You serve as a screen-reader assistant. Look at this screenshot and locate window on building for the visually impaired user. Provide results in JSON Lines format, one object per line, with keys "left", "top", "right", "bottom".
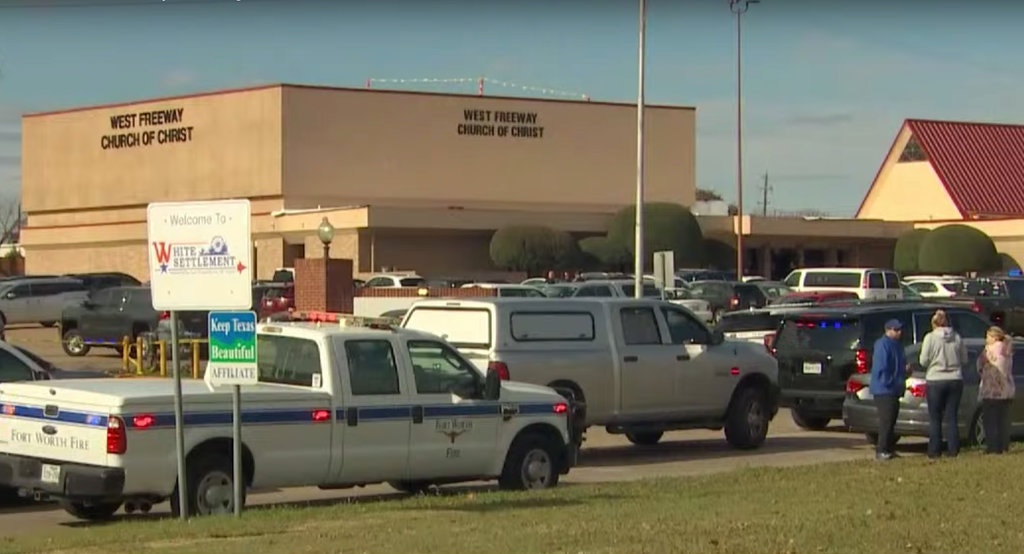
{"left": 898, "top": 136, "right": 928, "bottom": 162}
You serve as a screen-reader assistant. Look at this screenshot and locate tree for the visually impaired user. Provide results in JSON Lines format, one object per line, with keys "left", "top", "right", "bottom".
{"left": 892, "top": 228, "right": 931, "bottom": 275}
{"left": 489, "top": 225, "right": 578, "bottom": 275}
{"left": 578, "top": 236, "right": 630, "bottom": 271}
{"left": 917, "top": 224, "right": 1001, "bottom": 274}
{"left": 607, "top": 202, "right": 705, "bottom": 268}
{"left": 702, "top": 238, "right": 736, "bottom": 270}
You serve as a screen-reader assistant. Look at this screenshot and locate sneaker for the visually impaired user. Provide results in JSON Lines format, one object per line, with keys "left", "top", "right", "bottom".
{"left": 875, "top": 452, "right": 894, "bottom": 461}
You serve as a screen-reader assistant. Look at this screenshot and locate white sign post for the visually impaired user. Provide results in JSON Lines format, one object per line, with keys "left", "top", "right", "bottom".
{"left": 653, "top": 250, "right": 675, "bottom": 299}
{"left": 146, "top": 199, "right": 252, "bottom": 520}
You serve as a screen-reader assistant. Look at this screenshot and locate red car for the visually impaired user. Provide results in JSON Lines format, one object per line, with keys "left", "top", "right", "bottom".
{"left": 256, "top": 283, "right": 294, "bottom": 319}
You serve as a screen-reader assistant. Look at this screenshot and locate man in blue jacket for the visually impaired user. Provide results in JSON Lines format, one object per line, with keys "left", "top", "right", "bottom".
{"left": 869, "top": 319, "right": 908, "bottom": 461}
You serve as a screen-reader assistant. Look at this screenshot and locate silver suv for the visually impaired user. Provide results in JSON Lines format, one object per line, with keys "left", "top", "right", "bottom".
{"left": 0, "top": 277, "right": 88, "bottom": 327}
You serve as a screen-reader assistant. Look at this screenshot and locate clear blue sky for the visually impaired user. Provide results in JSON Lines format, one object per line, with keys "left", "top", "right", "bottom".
{"left": 0, "top": 0, "right": 1021, "bottom": 215}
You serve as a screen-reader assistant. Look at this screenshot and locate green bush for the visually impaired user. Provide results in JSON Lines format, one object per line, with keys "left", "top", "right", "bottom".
{"left": 578, "top": 236, "right": 630, "bottom": 270}
{"left": 489, "top": 225, "right": 579, "bottom": 275}
{"left": 892, "top": 228, "right": 931, "bottom": 274}
{"left": 606, "top": 202, "right": 704, "bottom": 268}
{"left": 999, "top": 252, "right": 1020, "bottom": 272}
{"left": 917, "top": 224, "right": 1001, "bottom": 274}
{"left": 702, "top": 238, "right": 736, "bottom": 270}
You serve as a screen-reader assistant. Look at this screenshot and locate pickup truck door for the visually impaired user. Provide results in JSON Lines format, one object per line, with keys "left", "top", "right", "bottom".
{"left": 613, "top": 305, "right": 679, "bottom": 418}
{"left": 658, "top": 306, "right": 725, "bottom": 414}
{"left": 330, "top": 336, "right": 412, "bottom": 484}
{"left": 403, "top": 339, "right": 500, "bottom": 480}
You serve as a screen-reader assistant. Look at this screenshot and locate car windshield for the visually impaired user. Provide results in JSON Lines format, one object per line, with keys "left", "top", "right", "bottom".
{"left": 541, "top": 285, "right": 576, "bottom": 297}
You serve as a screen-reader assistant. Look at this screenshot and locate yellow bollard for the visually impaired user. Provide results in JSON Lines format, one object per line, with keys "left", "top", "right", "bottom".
{"left": 135, "top": 337, "right": 144, "bottom": 375}
{"left": 121, "top": 337, "right": 130, "bottom": 373}
{"left": 192, "top": 340, "right": 201, "bottom": 379}
{"left": 159, "top": 340, "right": 167, "bottom": 376}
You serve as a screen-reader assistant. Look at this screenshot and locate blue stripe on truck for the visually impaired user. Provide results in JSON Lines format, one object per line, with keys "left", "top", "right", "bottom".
{"left": 0, "top": 402, "right": 563, "bottom": 429}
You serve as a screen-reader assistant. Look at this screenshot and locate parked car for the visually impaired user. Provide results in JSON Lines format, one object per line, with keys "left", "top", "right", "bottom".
{"left": 676, "top": 269, "right": 736, "bottom": 283}
{"left": 58, "top": 286, "right": 208, "bottom": 357}
{"left": 769, "top": 290, "right": 860, "bottom": 306}
{"left": 782, "top": 267, "right": 904, "bottom": 301}
{"left": 903, "top": 277, "right": 960, "bottom": 299}
{"left": 363, "top": 274, "right": 427, "bottom": 288}
{"left": 255, "top": 282, "right": 293, "bottom": 319}
{"left": 459, "top": 284, "right": 547, "bottom": 297}
{"left": 401, "top": 297, "right": 779, "bottom": 450}
{"left": 941, "top": 277, "right": 1024, "bottom": 336}
{"left": 773, "top": 301, "right": 992, "bottom": 431}
{"left": 64, "top": 272, "right": 141, "bottom": 292}
{"left": 0, "top": 276, "right": 89, "bottom": 328}
{"left": 843, "top": 338, "right": 1024, "bottom": 448}
{"left": 570, "top": 280, "right": 713, "bottom": 323}
{"left": 685, "top": 280, "right": 736, "bottom": 321}
{"left": 728, "top": 281, "right": 791, "bottom": 311}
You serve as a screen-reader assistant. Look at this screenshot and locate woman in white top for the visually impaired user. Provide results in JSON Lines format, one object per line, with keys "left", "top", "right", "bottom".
{"left": 977, "top": 326, "right": 1015, "bottom": 454}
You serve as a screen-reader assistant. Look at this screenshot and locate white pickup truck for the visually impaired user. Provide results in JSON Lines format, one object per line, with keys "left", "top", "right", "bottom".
{"left": 0, "top": 314, "right": 578, "bottom": 520}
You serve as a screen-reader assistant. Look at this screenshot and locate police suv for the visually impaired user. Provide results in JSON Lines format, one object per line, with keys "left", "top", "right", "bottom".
{"left": 0, "top": 313, "right": 578, "bottom": 520}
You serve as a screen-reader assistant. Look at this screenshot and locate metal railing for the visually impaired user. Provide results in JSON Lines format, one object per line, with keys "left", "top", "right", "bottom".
{"left": 119, "top": 334, "right": 208, "bottom": 379}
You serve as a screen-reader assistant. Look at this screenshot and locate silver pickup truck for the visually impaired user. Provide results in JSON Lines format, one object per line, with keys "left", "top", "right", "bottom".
{"left": 401, "top": 297, "right": 780, "bottom": 450}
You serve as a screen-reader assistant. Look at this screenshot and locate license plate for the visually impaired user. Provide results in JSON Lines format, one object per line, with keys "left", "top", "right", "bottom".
{"left": 40, "top": 464, "right": 60, "bottom": 484}
{"left": 802, "top": 362, "right": 823, "bottom": 375}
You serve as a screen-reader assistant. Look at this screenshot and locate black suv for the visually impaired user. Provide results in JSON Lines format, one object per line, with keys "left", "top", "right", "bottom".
{"left": 773, "top": 301, "right": 992, "bottom": 431}
{"left": 59, "top": 286, "right": 208, "bottom": 357}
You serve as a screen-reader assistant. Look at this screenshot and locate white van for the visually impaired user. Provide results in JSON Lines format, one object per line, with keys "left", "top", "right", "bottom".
{"left": 399, "top": 297, "right": 780, "bottom": 450}
{"left": 782, "top": 267, "right": 903, "bottom": 301}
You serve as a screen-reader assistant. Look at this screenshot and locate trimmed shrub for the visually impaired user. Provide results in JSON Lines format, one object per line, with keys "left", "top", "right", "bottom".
{"left": 578, "top": 236, "right": 630, "bottom": 270}
{"left": 489, "top": 225, "right": 578, "bottom": 275}
{"left": 917, "top": 224, "right": 1000, "bottom": 274}
{"left": 892, "top": 228, "right": 931, "bottom": 274}
{"left": 606, "top": 202, "right": 704, "bottom": 268}
{"left": 702, "top": 238, "right": 737, "bottom": 270}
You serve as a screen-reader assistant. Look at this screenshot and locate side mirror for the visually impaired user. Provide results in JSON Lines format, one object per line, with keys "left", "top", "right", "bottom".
{"left": 483, "top": 368, "right": 502, "bottom": 401}
{"left": 711, "top": 329, "right": 725, "bottom": 345}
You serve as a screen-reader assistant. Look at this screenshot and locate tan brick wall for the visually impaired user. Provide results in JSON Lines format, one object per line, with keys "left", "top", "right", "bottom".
{"left": 26, "top": 242, "right": 149, "bottom": 279}
{"left": 294, "top": 258, "right": 354, "bottom": 313}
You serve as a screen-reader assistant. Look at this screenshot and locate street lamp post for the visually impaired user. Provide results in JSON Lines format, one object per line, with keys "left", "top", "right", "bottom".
{"left": 317, "top": 217, "right": 335, "bottom": 299}
{"left": 633, "top": 0, "right": 647, "bottom": 298}
{"left": 729, "top": 0, "right": 758, "bottom": 278}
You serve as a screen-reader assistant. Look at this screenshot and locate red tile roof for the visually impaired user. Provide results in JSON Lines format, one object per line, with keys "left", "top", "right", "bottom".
{"left": 908, "top": 119, "right": 1024, "bottom": 218}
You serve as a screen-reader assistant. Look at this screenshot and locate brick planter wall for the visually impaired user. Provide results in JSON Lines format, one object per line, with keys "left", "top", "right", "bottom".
{"left": 294, "top": 258, "right": 354, "bottom": 313}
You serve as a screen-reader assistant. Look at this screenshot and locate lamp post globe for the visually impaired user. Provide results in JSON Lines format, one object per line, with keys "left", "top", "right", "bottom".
{"left": 317, "top": 217, "right": 335, "bottom": 246}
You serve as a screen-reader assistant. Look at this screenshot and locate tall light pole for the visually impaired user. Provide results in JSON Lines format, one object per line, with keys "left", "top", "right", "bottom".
{"left": 633, "top": 0, "right": 647, "bottom": 298}
{"left": 729, "top": 0, "right": 758, "bottom": 278}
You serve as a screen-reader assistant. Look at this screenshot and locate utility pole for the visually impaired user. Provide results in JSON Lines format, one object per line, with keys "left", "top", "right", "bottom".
{"left": 759, "top": 173, "right": 772, "bottom": 216}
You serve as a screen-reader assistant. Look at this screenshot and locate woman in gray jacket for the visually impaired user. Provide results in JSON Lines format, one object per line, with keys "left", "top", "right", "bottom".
{"left": 918, "top": 309, "right": 968, "bottom": 459}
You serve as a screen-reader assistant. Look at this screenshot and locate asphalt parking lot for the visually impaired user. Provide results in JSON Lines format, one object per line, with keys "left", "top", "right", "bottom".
{"left": 0, "top": 325, "right": 922, "bottom": 535}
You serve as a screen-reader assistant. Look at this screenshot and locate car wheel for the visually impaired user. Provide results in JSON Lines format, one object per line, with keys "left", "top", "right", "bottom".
{"left": 59, "top": 499, "right": 122, "bottom": 521}
{"left": 790, "top": 408, "right": 830, "bottom": 431}
{"left": 725, "top": 386, "right": 770, "bottom": 449}
{"left": 968, "top": 410, "right": 986, "bottom": 448}
{"left": 61, "top": 329, "right": 91, "bottom": 357}
{"left": 625, "top": 431, "right": 664, "bottom": 446}
{"left": 498, "top": 433, "right": 560, "bottom": 491}
{"left": 171, "top": 453, "right": 243, "bottom": 517}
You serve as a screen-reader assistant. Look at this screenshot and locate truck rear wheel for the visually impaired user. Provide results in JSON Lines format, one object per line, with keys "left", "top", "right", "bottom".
{"left": 725, "top": 387, "right": 769, "bottom": 449}
{"left": 172, "top": 454, "right": 244, "bottom": 517}
{"left": 791, "top": 408, "right": 830, "bottom": 431}
{"left": 625, "top": 432, "right": 663, "bottom": 446}
{"left": 59, "top": 499, "right": 122, "bottom": 521}
{"left": 498, "top": 433, "right": 560, "bottom": 490}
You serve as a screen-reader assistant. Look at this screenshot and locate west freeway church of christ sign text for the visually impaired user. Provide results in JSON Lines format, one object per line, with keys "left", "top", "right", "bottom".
{"left": 457, "top": 109, "right": 545, "bottom": 139}
{"left": 101, "top": 107, "right": 194, "bottom": 150}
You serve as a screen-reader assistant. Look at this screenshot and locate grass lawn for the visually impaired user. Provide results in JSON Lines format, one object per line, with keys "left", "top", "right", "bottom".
{"left": 3, "top": 451, "right": 1023, "bottom": 554}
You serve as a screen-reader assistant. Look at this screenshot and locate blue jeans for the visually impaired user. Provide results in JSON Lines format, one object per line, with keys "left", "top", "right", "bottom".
{"left": 926, "top": 379, "right": 963, "bottom": 458}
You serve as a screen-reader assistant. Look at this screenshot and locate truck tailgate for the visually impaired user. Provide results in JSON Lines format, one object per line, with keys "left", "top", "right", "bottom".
{"left": 0, "top": 383, "right": 114, "bottom": 467}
